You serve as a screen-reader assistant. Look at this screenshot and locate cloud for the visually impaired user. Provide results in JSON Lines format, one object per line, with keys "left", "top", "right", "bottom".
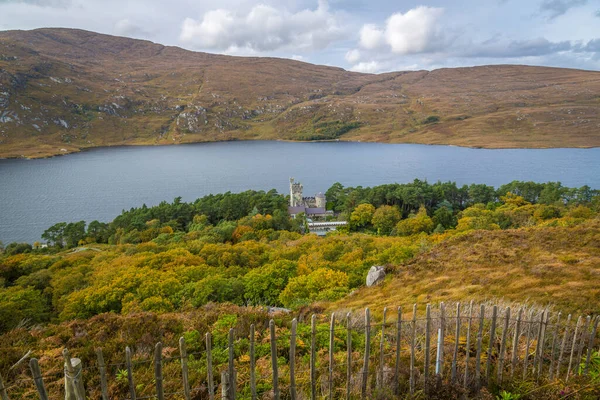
{"left": 349, "top": 61, "right": 380, "bottom": 73}
{"left": 385, "top": 7, "right": 444, "bottom": 55}
{"left": 539, "top": 0, "right": 587, "bottom": 19}
{"left": 114, "top": 19, "right": 152, "bottom": 38}
{"left": 179, "top": 0, "right": 345, "bottom": 52}
{"left": 464, "top": 37, "right": 573, "bottom": 58}
{"left": 359, "top": 24, "right": 384, "bottom": 49}
{"left": 345, "top": 49, "right": 361, "bottom": 63}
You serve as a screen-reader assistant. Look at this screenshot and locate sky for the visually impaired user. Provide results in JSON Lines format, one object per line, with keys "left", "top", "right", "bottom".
{"left": 0, "top": 0, "right": 599, "bottom": 73}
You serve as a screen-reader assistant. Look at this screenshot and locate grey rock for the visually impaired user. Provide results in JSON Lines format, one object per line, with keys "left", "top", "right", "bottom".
{"left": 366, "top": 265, "right": 386, "bottom": 287}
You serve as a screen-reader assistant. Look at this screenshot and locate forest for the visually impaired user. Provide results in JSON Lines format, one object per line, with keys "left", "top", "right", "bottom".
{"left": 0, "top": 180, "right": 598, "bottom": 335}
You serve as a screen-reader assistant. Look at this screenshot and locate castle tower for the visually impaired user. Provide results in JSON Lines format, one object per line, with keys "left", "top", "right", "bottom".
{"left": 315, "top": 192, "right": 326, "bottom": 208}
{"left": 290, "top": 178, "right": 304, "bottom": 207}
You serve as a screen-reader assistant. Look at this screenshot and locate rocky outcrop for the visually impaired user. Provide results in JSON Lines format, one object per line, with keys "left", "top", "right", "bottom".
{"left": 366, "top": 265, "right": 386, "bottom": 287}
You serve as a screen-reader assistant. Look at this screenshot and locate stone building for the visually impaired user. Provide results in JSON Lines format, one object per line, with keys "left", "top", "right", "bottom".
{"left": 287, "top": 178, "right": 330, "bottom": 219}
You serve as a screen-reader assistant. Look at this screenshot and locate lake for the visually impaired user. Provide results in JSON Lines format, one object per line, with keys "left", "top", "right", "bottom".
{"left": 1, "top": 141, "right": 599, "bottom": 244}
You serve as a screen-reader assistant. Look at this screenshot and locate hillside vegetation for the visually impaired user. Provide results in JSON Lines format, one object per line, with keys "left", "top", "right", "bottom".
{"left": 1, "top": 28, "right": 600, "bottom": 158}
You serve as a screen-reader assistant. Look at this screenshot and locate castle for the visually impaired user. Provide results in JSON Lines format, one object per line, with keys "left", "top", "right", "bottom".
{"left": 287, "top": 178, "right": 330, "bottom": 219}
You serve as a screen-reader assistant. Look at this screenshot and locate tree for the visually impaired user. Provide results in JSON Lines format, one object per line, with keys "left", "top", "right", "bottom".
{"left": 64, "top": 221, "right": 86, "bottom": 248}
{"left": 42, "top": 222, "right": 67, "bottom": 247}
{"left": 371, "top": 205, "right": 401, "bottom": 235}
{"left": 279, "top": 268, "right": 349, "bottom": 308}
{"left": 396, "top": 206, "right": 434, "bottom": 236}
{"left": 243, "top": 260, "right": 297, "bottom": 306}
{"left": 349, "top": 203, "right": 375, "bottom": 231}
{"left": 433, "top": 205, "right": 456, "bottom": 229}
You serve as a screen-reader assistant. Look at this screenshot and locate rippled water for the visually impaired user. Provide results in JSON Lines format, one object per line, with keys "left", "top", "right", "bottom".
{"left": 1, "top": 141, "right": 599, "bottom": 243}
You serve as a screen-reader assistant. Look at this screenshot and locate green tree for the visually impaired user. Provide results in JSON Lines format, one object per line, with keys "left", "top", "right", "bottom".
{"left": 371, "top": 205, "right": 401, "bottom": 235}
{"left": 42, "top": 222, "right": 67, "bottom": 247}
{"left": 396, "top": 205, "right": 434, "bottom": 236}
{"left": 349, "top": 203, "right": 375, "bottom": 231}
{"left": 243, "top": 260, "right": 297, "bottom": 306}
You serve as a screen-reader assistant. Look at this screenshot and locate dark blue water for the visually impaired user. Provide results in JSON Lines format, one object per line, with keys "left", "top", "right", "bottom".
{"left": 1, "top": 141, "right": 599, "bottom": 244}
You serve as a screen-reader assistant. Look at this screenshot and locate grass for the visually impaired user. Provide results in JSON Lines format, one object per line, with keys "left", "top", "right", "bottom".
{"left": 329, "top": 218, "right": 600, "bottom": 316}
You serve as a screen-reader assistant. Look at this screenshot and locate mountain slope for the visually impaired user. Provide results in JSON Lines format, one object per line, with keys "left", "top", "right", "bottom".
{"left": 1, "top": 28, "right": 599, "bottom": 157}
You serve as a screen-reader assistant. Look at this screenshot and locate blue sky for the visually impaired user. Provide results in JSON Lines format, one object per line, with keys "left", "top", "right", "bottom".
{"left": 1, "top": 0, "right": 599, "bottom": 72}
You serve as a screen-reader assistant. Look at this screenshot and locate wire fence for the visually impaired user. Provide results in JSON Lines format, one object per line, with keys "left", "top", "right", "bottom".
{"left": 1, "top": 301, "right": 598, "bottom": 399}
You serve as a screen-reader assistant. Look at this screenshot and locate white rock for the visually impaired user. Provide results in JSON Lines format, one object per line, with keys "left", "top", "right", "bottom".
{"left": 366, "top": 265, "right": 386, "bottom": 287}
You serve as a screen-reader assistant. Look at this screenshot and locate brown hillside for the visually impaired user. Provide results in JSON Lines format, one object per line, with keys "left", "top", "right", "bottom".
{"left": 1, "top": 28, "right": 599, "bottom": 157}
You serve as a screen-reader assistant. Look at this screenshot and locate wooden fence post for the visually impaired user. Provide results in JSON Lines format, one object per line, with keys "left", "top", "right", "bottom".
{"left": 394, "top": 306, "right": 401, "bottom": 395}
{"left": 0, "top": 372, "right": 9, "bottom": 400}
{"left": 179, "top": 337, "right": 191, "bottom": 400}
{"left": 346, "top": 313, "right": 352, "bottom": 400}
{"left": 250, "top": 324, "right": 257, "bottom": 400}
{"left": 510, "top": 308, "right": 523, "bottom": 380}
{"left": 424, "top": 304, "right": 431, "bottom": 388}
{"left": 583, "top": 316, "right": 599, "bottom": 375}
{"left": 95, "top": 349, "right": 109, "bottom": 400}
{"left": 522, "top": 310, "right": 534, "bottom": 380}
{"left": 125, "top": 346, "right": 136, "bottom": 400}
{"left": 576, "top": 316, "right": 591, "bottom": 375}
{"left": 475, "top": 304, "right": 485, "bottom": 391}
{"left": 329, "top": 314, "right": 335, "bottom": 400}
{"left": 63, "top": 349, "right": 85, "bottom": 400}
{"left": 310, "top": 315, "right": 316, "bottom": 400}
{"left": 361, "top": 308, "right": 370, "bottom": 399}
{"left": 536, "top": 311, "right": 550, "bottom": 379}
{"left": 378, "top": 308, "right": 386, "bottom": 389}
{"left": 30, "top": 358, "right": 49, "bottom": 400}
{"left": 155, "top": 342, "right": 164, "bottom": 400}
{"left": 409, "top": 304, "right": 417, "bottom": 395}
{"left": 497, "top": 307, "right": 510, "bottom": 383}
{"left": 548, "top": 313, "right": 561, "bottom": 380}
{"left": 221, "top": 371, "right": 229, "bottom": 400}
{"left": 270, "top": 319, "right": 280, "bottom": 400}
{"left": 438, "top": 302, "right": 446, "bottom": 378}
{"left": 228, "top": 328, "right": 235, "bottom": 400}
{"left": 463, "top": 300, "right": 473, "bottom": 388}
{"left": 533, "top": 311, "right": 545, "bottom": 377}
{"left": 290, "top": 318, "right": 297, "bottom": 400}
{"left": 566, "top": 316, "right": 582, "bottom": 381}
{"left": 485, "top": 305, "right": 498, "bottom": 384}
{"left": 451, "top": 302, "right": 460, "bottom": 383}
{"left": 206, "top": 333, "right": 215, "bottom": 400}
{"left": 556, "top": 314, "right": 572, "bottom": 379}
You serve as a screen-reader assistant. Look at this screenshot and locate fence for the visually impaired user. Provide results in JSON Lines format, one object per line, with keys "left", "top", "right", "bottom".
{"left": 1, "top": 301, "right": 599, "bottom": 399}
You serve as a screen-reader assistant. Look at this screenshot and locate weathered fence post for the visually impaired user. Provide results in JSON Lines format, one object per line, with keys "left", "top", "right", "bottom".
{"left": 206, "top": 333, "right": 215, "bottom": 400}
{"left": 221, "top": 371, "right": 229, "bottom": 400}
{"left": 548, "top": 312, "right": 561, "bottom": 380}
{"left": 583, "top": 316, "right": 599, "bottom": 375}
{"left": 228, "top": 329, "right": 235, "bottom": 400}
{"left": 475, "top": 304, "right": 485, "bottom": 391}
{"left": 536, "top": 311, "right": 550, "bottom": 379}
{"left": 63, "top": 348, "right": 86, "bottom": 400}
{"left": 510, "top": 308, "right": 523, "bottom": 380}
{"left": 290, "top": 318, "right": 297, "bottom": 400}
{"left": 451, "top": 302, "right": 460, "bottom": 383}
{"left": 378, "top": 308, "right": 386, "bottom": 389}
{"left": 424, "top": 304, "right": 431, "bottom": 388}
{"left": 30, "top": 358, "right": 49, "bottom": 400}
{"left": 95, "top": 349, "right": 109, "bottom": 400}
{"left": 311, "top": 315, "right": 317, "bottom": 400}
{"left": 154, "top": 342, "right": 164, "bottom": 400}
{"left": 576, "top": 316, "right": 591, "bottom": 375}
{"left": 438, "top": 302, "right": 446, "bottom": 378}
{"left": 409, "top": 304, "right": 417, "bottom": 395}
{"left": 346, "top": 313, "right": 352, "bottom": 400}
{"left": 179, "top": 337, "right": 191, "bottom": 400}
{"left": 566, "top": 316, "right": 582, "bottom": 381}
{"left": 485, "top": 305, "right": 498, "bottom": 383}
{"left": 556, "top": 314, "right": 572, "bottom": 379}
{"left": 497, "top": 307, "right": 510, "bottom": 383}
{"left": 463, "top": 300, "right": 473, "bottom": 388}
{"left": 361, "top": 308, "right": 370, "bottom": 399}
{"left": 270, "top": 319, "right": 280, "bottom": 400}
{"left": 533, "top": 310, "right": 545, "bottom": 377}
{"left": 435, "top": 328, "right": 442, "bottom": 375}
{"left": 125, "top": 346, "right": 136, "bottom": 400}
{"left": 0, "top": 372, "right": 9, "bottom": 400}
{"left": 522, "top": 310, "right": 534, "bottom": 380}
{"left": 330, "top": 314, "right": 336, "bottom": 400}
{"left": 394, "top": 306, "right": 402, "bottom": 395}
{"left": 250, "top": 324, "right": 257, "bottom": 400}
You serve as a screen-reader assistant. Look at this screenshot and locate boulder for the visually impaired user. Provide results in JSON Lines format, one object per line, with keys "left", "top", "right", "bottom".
{"left": 366, "top": 265, "right": 386, "bottom": 287}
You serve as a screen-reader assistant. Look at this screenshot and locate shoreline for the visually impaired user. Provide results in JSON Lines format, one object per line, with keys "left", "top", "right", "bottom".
{"left": 1, "top": 138, "right": 599, "bottom": 160}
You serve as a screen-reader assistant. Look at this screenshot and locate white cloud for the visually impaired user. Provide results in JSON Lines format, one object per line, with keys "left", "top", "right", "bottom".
{"left": 179, "top": 1, "right": 345, "bottom": 52}
{"left": 350, "top": 61, "right": 380, "bottom": 73}
{"left": 345, "top": 49, "right": 361, "bottom": 63}
{"left": 114, "top": 18, "right": 152, "bottom": 38}
{"left": 384, "top": 7, "right": 444, "bottom": 55}
{"left": 359, "top": 24, "right": 385, "bottom": 49}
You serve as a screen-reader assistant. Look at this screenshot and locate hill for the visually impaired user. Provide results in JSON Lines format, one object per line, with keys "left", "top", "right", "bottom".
{"left": 1, "top": 28, "right": 599, "bottom": 158}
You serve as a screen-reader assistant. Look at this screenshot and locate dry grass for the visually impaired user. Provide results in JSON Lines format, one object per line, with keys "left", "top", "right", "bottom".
{"left": 329, "top": 218, "right": 600, "bottom": 316}
{"left": 1, "top": 29, "right": 599, "bottom": 158}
